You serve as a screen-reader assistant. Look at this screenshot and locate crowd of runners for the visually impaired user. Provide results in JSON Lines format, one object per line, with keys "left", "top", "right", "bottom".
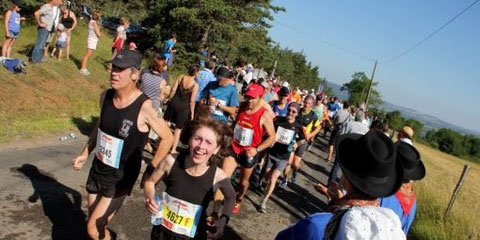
{"left": 4, "top": 0, "right": 427, "bottom": 239}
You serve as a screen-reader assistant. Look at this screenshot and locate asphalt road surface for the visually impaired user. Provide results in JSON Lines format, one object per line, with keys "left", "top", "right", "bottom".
{"left": 0, "top": 134, "right": 333, "bottom": 240}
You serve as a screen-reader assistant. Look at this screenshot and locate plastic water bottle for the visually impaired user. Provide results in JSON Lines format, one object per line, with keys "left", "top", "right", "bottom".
{"left": 151, "top": 195, "right": 163, "bottom": 225}
{"left": 59, "top": 136, "right": 68, "bottom": 141}
{"left": 69, "top": 133, "right": 77, "bottom": 139}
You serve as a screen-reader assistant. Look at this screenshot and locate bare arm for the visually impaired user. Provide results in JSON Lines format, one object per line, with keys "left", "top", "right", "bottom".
{"left": 34, "top": 8, "right": 46, "bottom": 28}
{"left": 72, "top": 90, "right": 107, "bottom": 170}
{"left": 69, "top": 12, "right": 77, "bottom": 31}
{"left": 217, "top": 105, "right": 237, "bottom": 117}
{"left": 142, "top": 101, "right": 174, "bottom": 167}
{"left": 144, "top": 154, "right": 175, "bottom": 214}
{"left": 190, "top": 83, "right": 198, "bottom": 120}
{"left": 159, "top": 80, "right": 166, "bottom": 102}
{"left": 93, "top": 21, "right": 101, "bottom": 37}
{"left": 208, "top": 168, "right": 236, "bottom": 239}
{"left": 168, "top": 75, "right": 182, "bottom": 99}
{"left": 4, "top": 11, "right": 10, "bottom": 37}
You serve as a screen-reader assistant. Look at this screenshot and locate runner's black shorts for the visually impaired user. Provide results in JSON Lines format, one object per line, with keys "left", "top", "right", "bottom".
{"left": 233, "top": 153, "right": 259, "bottom": 168}
{"left": 86, "top": 172, "right": 132, "bottom": 198}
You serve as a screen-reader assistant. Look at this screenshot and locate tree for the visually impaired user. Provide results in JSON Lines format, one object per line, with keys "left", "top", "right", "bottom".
{"left": 404, "top": 118, "right": 424, "bottom": 139}
{"left": 342, "top": 72, "right": 382, "bottom": 108}
{"left": 385, "top": 111, "right": 404, "bottom": 137}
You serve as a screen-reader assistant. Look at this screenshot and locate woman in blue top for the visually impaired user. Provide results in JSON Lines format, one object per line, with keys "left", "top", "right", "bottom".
{"left": 2, "top": 0, "right": 25, "bottom": 58}
{"left": 380, "top": 141, "right": 426, "bottom": 234}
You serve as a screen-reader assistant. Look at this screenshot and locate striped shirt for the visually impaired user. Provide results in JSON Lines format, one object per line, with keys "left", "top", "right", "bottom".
{"left": 140, "top": 68, "right": 165, "bottom": 110}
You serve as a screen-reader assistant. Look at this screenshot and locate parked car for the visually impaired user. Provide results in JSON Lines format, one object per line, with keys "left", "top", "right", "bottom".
{"left": 101, "top": 17, "right": 152, "bottom": 52}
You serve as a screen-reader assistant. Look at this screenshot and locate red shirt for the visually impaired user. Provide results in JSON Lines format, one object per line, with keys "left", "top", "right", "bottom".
{"left": 231, "top": 105, "right": 266, "bottom": 155}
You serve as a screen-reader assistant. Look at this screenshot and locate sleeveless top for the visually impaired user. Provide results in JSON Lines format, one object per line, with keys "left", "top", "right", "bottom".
{"left": 91, "top": 89, "right": 149, "bottom": 186}
{"left": 163, "top": 151, "right": 216, "bottom": 238}
{"left": 173, "top": 76, "right": 195, "bottom": 102}
{"left": 87, "top": 20, "right": 98, "bottom": 41}
{"left": 8, "top": 11, "right": 21, "bottom": 33}
{"left": 272, "top": 101, "right": 289, "bottom": 117}
{"left": 231, "top": 104, "right": 266, "bottom": 155}
{"left": 60, "top": 10, "right": 74, "bottom": 29}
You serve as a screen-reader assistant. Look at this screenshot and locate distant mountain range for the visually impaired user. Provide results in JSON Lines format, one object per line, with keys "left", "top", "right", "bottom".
{"left": 325, "top": 82, "right": 480, "bottom": 137}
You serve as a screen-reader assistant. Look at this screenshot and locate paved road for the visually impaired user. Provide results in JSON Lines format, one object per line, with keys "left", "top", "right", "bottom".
{"left": 0, "top": 134, "right": 333, "bottom": 240}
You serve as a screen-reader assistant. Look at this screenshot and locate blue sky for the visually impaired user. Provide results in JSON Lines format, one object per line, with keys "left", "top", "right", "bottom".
{"left": 268, "top": 0, "right": 480, "bottom": 132}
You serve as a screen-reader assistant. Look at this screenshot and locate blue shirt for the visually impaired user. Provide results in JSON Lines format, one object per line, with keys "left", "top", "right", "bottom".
{"left": 163, "top": 39, "right": 175, "bottom": 59}
{"left": 202, "top": 81, "right": 239, "bottom": 122}
{"left": 276, "top": 213, "right": 333, "bottom": 240}
{"left": 380, "top": 195, "right": 417, "bottom": 234}
{"left": 195, "top": 69, "right": 216, "bottom": 102}
{"left": 272, "top": 101, "right": 289, "bottom": 117}
{"left": 8, "top": 11, "right": 21, "bottom": 33}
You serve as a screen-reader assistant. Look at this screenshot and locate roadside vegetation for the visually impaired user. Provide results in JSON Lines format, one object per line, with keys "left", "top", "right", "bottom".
{"left": 0, "top": 3, "right": 478, "bottom": 240}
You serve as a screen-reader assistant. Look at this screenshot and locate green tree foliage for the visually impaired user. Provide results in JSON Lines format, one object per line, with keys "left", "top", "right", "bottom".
{"left": 385, "top": 110, "right": 405, "bottom": 137}
{"left": 423, "top": 128, "right": 480, "bottom": 163}
{"left": 342, "top": 72, "right": 382, "bottom": 108}
{"left": 404, "top": 118, "right": 424, "bottom": 140}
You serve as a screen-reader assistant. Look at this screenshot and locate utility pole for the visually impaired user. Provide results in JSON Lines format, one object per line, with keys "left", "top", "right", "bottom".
{"left": 270, "top": 60, "right": 277, "bottom": 78}
{"left": 365, "top": 60, "right": 378, "bottom": 110}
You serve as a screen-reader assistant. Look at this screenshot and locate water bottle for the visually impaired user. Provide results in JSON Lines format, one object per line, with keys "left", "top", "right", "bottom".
{"left": 59, "top": 136, "right": 68, "bottom": 141}
{"left": 151, "top": 195, "right": 163, "bottom": 225}
{"left": 69, "top": 133, "right": 77, "bottom": 139}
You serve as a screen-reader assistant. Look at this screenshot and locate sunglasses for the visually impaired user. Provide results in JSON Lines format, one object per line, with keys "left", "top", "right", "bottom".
{"left": 287, "top": 109, "right": 298, "bottom": 114}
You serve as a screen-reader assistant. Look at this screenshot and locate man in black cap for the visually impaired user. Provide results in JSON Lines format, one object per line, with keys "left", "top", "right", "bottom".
{"left": 199, "top": 66, "right": 239, "bottom": 123}
{"left": 72, "top": 50, "right": 174, "bottom": 240}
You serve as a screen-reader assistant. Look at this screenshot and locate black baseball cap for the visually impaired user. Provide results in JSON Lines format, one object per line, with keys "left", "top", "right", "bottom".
{"left": 215, "top": 67, "right": 233, "bottom": 79}
{"left": 111, "top": 50, "right": 142, "bottom": 69}
{"left": 278, "top": 86, "right": 290, "bottom": 96}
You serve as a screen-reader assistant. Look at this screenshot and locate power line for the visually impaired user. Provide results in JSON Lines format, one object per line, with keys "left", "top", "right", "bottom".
{"left": 273, "top": 20, "right": 376, "bottom": 62}
{"left": 380, "top": 0, "right": 480, "bottom": 63}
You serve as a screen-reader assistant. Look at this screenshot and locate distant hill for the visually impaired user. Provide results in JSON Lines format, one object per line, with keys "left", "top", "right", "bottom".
{"left": 326, "top": 82, "right": 480, "bottom": 137}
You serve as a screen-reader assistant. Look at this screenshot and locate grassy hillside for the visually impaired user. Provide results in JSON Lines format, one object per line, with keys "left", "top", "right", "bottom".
{"left": 0, "top": 21, "right": 115, "bottom": 142}
{"left": 411, "top": 143, "right": 479, "bottom": 239}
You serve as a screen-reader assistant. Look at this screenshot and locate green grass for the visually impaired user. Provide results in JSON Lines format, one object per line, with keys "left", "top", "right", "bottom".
{"left": 0, "top": 20, "right": 112, "bottom": 142}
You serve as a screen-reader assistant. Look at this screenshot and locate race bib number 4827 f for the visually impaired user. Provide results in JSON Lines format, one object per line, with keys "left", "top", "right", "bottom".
{"left": 95, "top": 129, "right": 124, "bottom": 169}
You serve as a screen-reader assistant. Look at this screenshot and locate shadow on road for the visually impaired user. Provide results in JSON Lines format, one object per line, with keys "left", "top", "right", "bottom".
{"left": 221, "top": 225, "right": 244, "bottom": 240}
{"left": 16, "top": 164, "right": 87, "bottom": 240}
{"left": 71, "top": 116, "right": 98, "bottom": 136}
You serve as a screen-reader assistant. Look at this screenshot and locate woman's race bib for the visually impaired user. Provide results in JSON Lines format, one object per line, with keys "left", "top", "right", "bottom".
{"left": 276, "top": 126, "right": 295, "bottom": 145}
{"left": 95, "top": 129, "right": 124, "bottom": 169}
{"left": 161, "top": 192, "right": 202, "bottom": 238}
{"left": 233, "top": 124, "right": 254, "bottom": 146}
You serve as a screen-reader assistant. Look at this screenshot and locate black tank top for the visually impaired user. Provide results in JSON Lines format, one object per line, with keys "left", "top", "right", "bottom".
{"left": 91, "top": 89, "right": 149, "bottom": 186}
{"left": 61, "top": 10, "right": 74, "bottom": 29}
{"left": 163, "top": 150, "right": 217, "bottom": 238}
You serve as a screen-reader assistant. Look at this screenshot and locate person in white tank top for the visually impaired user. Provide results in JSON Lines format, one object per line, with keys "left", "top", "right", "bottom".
{"left": 79, "top": 11, "right": 102, "bottom": 75}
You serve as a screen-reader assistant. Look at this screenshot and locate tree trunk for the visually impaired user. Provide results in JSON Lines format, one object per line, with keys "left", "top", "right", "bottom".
{"left": 200, "top": 24, "right": 211, "bottom": 50}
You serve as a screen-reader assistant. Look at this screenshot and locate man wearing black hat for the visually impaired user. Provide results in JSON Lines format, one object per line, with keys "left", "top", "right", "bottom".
{"left": 199, "top": 66, "right": 239, "bottom": 123}
{"left": 276, "top": 130, "right": 406, "bottom": 239}
{"left": 380, "top": 141, "right": 426, "bottom": 234}
{"left": 72, "top": 50, "right": 174, "bottom": 239}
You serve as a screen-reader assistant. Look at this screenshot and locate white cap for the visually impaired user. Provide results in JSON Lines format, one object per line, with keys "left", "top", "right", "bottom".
{"left": 282, "top": 82, "right": 289, "bottom": 88}
{"left": 337, "top": 206, "right": 406, "bottom": 240}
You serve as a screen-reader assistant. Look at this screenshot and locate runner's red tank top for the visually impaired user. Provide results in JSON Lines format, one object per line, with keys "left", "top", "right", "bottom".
{"left": 231, "top": 105, "right": 266, "bottom": 155}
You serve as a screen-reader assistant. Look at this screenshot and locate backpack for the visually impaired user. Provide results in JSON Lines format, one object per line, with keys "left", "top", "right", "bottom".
{"left": 1, "top": 58, "right": 27, "bottom": 74}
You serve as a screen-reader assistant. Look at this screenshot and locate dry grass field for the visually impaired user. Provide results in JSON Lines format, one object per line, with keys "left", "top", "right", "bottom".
{"left": 411, "top": 143, "right": 480, "bottom": 239}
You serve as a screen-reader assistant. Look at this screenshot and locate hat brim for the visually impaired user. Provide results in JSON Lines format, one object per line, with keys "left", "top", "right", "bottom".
{"left": 404, "top": 158, "right": 426, "bottom": 181}
{"left": 398, "top": 129, "right": 413, "bottom": 139}
{"left": 337, "top": 133, "right": 404, "bottom": 198}
{"left": 245, "top": 92, "right": 262, "bottom": 98}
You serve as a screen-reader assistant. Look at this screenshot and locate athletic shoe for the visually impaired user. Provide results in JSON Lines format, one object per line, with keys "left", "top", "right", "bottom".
{"left": 206, "top": 212, "right": 219, "bottom": 226}
{"left": 232, "top": 202, "right": 242, "bottom": 214}
{"left": 258, "top": 202, "right": 267, "bottom": 213}
{"left": 291, "top": 170, "right": 297, "bottom": 183}
{"left": 79, "top": 69, "right": 90, "bottom": 76}
{"left": 279, "top": 179, "right": 288, "bottom": 189}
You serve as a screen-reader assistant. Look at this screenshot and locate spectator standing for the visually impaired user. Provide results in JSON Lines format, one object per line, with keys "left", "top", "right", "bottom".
{"left": 31, "top": 0, "right": 62, "bottom": 63}
{"left": 162, "top": 33, "right": 177, "bottom": 66}
{"left": 2, "top": 0, "right": 25, "bottom": 58}
{"left": 195, "top": 60, "right": 216, "bottom": 105}
{"left": 42, "top": 4, "right": 60, "bottom": 60}
{"left": 79, "top": 11, "right": 101, "bottom": 75}
{"left": 397, "top": 126, "right": 414, "bottom": 145}
{"left": 326, "top": 102, "right": 351, "bottom": 162}
{"left": 50, "top": 23, "right": 66, "bottom": 60}
{"left": 111, "top": 18, "right": 129, "bottom": 58}
{"left": 58, "top": 5, "right": 76, "bottom": 59}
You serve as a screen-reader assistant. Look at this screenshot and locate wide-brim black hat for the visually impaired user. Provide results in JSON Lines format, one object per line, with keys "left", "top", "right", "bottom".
{"left": 395, "top": 141, "right": 426, "bottom": 181}
{"left": 337, "top": 129, "right": 404, "bottom": 198}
